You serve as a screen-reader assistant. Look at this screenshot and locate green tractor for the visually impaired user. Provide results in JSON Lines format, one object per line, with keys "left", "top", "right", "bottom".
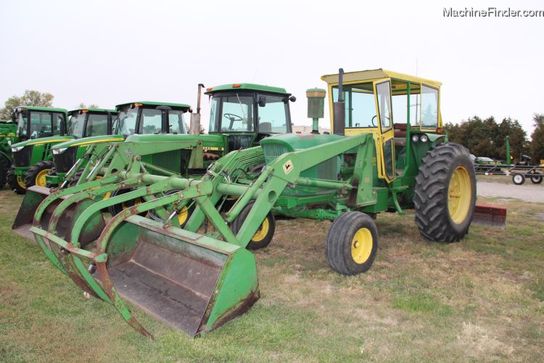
{"left": 23, "top": 69, "right": 486, "bottom": 338}
{"left": 8, "top": 106, "right": 69, "bottom": 193}
{"left": 0, "top": 119, "right": 18, "bottom": 187}
{"left": 45, "top": 102, "right": 192, "bottom": 187}
{"left": 13, "top": 83, "right": 295, "bottom": 237}
{"left": 46, "top": 107, "right": 119, "bottom": 187}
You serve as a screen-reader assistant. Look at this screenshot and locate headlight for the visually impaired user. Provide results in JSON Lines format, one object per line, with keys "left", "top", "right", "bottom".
{"left": 52, "top": 147, "right": 67, "bottom": 155}
{"left": 420, "top": 134, "right": 429, "bottom": 143}
{"left": 411, "top": 135, "right": 419, "bottom": 143}
{"left": 11, "top": 145, "right": 23, "bottom": 152}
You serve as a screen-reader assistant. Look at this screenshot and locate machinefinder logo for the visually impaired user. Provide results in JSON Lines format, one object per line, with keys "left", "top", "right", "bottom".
{"left": 443, "top": 7, "right": 544, "bottom": 18}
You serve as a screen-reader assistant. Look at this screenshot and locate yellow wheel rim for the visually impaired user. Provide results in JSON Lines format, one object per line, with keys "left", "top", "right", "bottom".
{"left": 252, "top": 218, "right": 270, "bottom": 242}
{"left": 17, "top": 175, "right": 26, "bottom": 188}
{"left": 35, "top": 169, "right": 50, "bottom": 187}
{"left": 102, "top": 192, "right": 112, "bottom": 200}
{"left": 448, "top": 166, "right": 472, "bottom": 224}
{"left": 177, "top": 206, "right": 189, "bottom": 226}
{"left": 351, "top": 227, "right": 373, "bottom": 264}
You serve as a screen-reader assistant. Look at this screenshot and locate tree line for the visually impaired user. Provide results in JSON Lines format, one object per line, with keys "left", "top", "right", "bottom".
{"left": 445, "top": 114, "right": 544, "bottom": 164}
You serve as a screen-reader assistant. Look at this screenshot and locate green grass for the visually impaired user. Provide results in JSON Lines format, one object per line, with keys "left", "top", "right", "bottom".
{"left": 0, "top": 191, "right": 543, "bottom": 362}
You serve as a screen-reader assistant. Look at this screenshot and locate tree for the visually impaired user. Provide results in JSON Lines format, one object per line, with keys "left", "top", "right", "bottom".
{"left": 445, "top": 115, "right": 527, "bottom": 161}
{"left": 529, "top": 114, "right": 544, "bottom": 163}
{"left": 78, "top": 103, "right": 99, "bottom": 109}
{"left": 0, "top": 90, "right": 54, "bottom": 120}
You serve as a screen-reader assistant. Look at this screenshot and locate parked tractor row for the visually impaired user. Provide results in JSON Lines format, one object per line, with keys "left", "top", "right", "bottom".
{"left": 11, "top": 68, "right": 501, "bottom": 338}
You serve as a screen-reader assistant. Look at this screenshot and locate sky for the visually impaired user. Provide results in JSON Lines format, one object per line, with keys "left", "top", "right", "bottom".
{"left": 0, "top": 0, "right": 543, "bottom": 133}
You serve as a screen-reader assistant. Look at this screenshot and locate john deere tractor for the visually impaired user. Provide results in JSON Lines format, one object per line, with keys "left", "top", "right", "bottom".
{"left": 46, "top": 107, "right": 119, "bottom": 187}
{"left": 13, "top": 83, "right": 295, "bottom": 237}
{"left": 0, "top": 119, "right": 17, "bottom": 187}
{"left": 46, "top": 102, "right": 192, "bottom": 187}
{"left": 8, "top": 106, "right": 69, "bottom": 193}
{"left": 21, "top": 69, "right": 479, "bottom": 338}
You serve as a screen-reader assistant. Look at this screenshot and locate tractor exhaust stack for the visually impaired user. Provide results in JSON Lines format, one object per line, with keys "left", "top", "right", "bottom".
{"left": 333, "top": 68, "right": 345, "bottom": 136}
{"left": 190, "top": 83, "right": 205, "bottom": 135}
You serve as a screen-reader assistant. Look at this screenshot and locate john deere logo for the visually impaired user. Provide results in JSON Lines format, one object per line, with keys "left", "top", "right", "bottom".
{"left": 283, "top": 160, "right": 294, "bottom": 175}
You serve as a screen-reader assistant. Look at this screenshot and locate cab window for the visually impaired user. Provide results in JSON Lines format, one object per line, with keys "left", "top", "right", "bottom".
{"left": 141, "top": 109, "right": 162, "bottom": 134}
{"left": 86, "top": 114, "right": 109, "bottom": 136}
{"left": 332, "top": 83, "right": 376, "bottom": 128}
{"left": 375, "top": 81, "right": 393, "bottom": 129}
{"left": 220, "top": 95, "right": 253, "bottom": 132}
{"left": 30, "top": 112, "right": 53, "bottom": 138}
{"left": 421, "top": 85, "right": 438, "bottom": 128}
{"left": 168, "top": 110, "right": 187, "bottom": 134}
{"left": 257, "top": 95, "right": 289, "bottom": 133}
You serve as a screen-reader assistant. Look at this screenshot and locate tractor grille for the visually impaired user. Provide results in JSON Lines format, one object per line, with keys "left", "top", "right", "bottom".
{"left": 53, "top": 147, "right": 77, "bottom": 173}
{"left": 227, "top": 135, "right": 254, "bottom": 151}
{"left": 12, "top": 146, "right": 32, "bottom": 167}
{"left": 263, "top": 144, "right": 290, "bottom": 165}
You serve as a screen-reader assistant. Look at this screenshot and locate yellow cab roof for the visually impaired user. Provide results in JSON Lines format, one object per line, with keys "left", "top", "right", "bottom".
{"left": 320, "top": 68, "right": 442, "bottom": 89}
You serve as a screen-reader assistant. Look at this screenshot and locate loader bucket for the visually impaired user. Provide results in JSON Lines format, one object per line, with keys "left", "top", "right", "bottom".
{"left": 105, "top": 216, "right": 260, "bottom": 335}
{"left": 12, "top": 185, "right": 51, "bottom": 240}
{"left": 13, "top": 186, "right": 106, "bottom": 245}
{"left": 473, "top": 203, "right": 507, "bottom": 227}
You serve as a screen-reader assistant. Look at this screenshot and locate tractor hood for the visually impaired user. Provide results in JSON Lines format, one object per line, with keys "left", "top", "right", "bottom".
{"left": 52, "top": 135, "right": 125, "bottom": 151}
{"left": 11, "top": 135, "right": 74, "bottom": 149}
{"left": 260, "top": 133, "right": 344, "bottom": 153}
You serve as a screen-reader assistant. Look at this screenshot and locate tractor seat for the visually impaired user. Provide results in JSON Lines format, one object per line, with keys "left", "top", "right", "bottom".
{"left": 393, "top": 123, "right": 407, "bottom": 138}
{"left": 259, "top": 122, "right": 272, "bottom": 133}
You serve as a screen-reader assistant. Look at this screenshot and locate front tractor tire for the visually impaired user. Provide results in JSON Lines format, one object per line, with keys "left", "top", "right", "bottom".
{"left": 7, "top": 167, "right": 26, "bottom": 194}
{"left": 414, "top": 143, "right": 476, "bottom": 243}
{"left": 25, "top": 161, "right": 55, "bottom": 189}
{"left": 326, "top": 211, "right": 378, "bottom": 275}
{"left": 231, "top": 202, "right": 276, "bottom": 250}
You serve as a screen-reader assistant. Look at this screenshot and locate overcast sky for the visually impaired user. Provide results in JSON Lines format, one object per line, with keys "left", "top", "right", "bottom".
{"left": 1, "top": 0, "right": 542, "bottom": 133}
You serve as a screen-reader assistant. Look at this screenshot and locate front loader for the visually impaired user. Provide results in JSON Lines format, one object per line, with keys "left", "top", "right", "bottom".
{"left": 14, "top": 84, "right": 295, "bottom": 238}
{"left": 26, "top": 69, "right": 489, "bottom": 338}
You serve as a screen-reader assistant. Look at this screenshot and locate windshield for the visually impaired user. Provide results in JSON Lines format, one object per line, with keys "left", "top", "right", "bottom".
{"left": 16, "top": 112, "right": 28, "bottom": 139}
{"left": 113, "top": 107, "right": 139, "bottom": 136}
{"left": 67, "top": 113, "right": 86, "bottom": 138}
{"left": 332, "top": 83, "right": 376, "bottom": 128}
{"left": 208, "top": 94, "right": 254, "bottom": 132}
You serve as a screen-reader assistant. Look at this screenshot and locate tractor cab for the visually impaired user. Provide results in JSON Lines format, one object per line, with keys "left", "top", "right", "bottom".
{"left": 66, "top": 108, "right": 117, "bottom": 139}
{"left": 321, "top": 69, "right": 445, "bottom": 185}
{"left": 113, "top": 101, "right": 190, "bottom": 137}
{"left": 205, "top": 84, "right": 294, "bottom": 150}
{"left": 13, "top": 106, "right": 68, "bottom": 141}
{"left": 47, "top": 109, "right": 119, "bottom": 185}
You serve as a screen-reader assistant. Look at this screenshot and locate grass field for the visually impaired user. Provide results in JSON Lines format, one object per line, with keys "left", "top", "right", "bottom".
{"left": 1, "top": 190, "right": 543, "bottom": 362}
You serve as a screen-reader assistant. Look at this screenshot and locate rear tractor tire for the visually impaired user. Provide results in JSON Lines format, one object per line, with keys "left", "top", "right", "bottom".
{"left": 231, "top": 202, "right": 276, "bottom": 250}
{"left": 414, "top": 143, "right": 476, "bottom": 242}
{"left": 7, "top": 166, "right": 26, "bottom": 194}
{"left": 512, "top": 173, "right": 525, "bottom": 185}
{"left": 25, "top": 161, "right": 55, "bottom": 188}
{"left": 326, "top": 211, "right": 378, "bottom": 275}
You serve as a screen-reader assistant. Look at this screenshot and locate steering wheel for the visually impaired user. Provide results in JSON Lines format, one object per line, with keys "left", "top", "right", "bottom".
{"left": 224, "top": 113, "right": 243, "bottom": 122}
{"left": 371, "top": 115, "right": 377, "bottom": 127}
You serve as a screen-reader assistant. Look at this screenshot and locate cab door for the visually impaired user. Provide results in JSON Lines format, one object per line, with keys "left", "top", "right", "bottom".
{"left": 373, "top": 79, "right": 396, "bottom": 183}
